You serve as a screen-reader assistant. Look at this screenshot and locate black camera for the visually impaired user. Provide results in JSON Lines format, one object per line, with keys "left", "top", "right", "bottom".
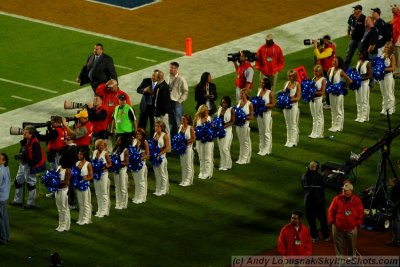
{"left": 14, "top": 153, "right": 23, "bottom": 160}
{"left": 303, "top": 39, "right": 323, "bottom": 46}
{"left": 227, "top": 50, "right": 257, "bottom": 62}
{"left": 64, "top": 100, "right": 88, "bottom": 110}
{"left": 10, "top": 121, "right": 51, "bottom": 136}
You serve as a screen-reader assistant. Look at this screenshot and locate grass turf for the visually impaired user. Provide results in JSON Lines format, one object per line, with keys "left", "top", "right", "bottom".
{"left": 0, "top": 32, "right": 399, "bottom": 267}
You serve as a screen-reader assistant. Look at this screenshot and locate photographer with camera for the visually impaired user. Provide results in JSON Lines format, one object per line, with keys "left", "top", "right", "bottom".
{"left": 232, "top": 50, "right": 254, "bottom": 102}
{"left": 10, "top": 125, "right": 46, "bottom": 209}
{"left": 255, "top": 34, "right": 284, "bottom": 92}
{"left": 313, "top": 35, "right": 336, "bottom": 109}
{"left": 87, "top": 94, "right": 108, "bottom": 142}
{"left": 62, "top": 110, "right": 93, "bottom": 155}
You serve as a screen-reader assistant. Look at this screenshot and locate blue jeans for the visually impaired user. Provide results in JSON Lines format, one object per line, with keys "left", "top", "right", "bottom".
{"left": 344, "top": 39, "right": 361, "bottom": 67}
{"left": 169, "top": 101, "right": 183, "bottom": 137}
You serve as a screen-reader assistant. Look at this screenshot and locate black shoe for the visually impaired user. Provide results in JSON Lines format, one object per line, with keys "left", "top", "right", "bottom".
{"left": 23, "top": 204, "right": 36, "bottom": 209}
{"left": 9, "top": 201, "right": 23, "bottom": 207}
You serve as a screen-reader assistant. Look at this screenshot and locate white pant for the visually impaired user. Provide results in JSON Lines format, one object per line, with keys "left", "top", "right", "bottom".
{"left": 154, "top": 114, "right": 170, "bottom": 135}
{"left": 94, "top": 172, "right": 110, "bottom": 216}
{"left": 55, "top": 188, "right": 70, "bottom": 231}
{"left": 355, "top": 80, "right": 370, "bottom": 121}
{"left": 283, "top": 104, "right": 299, "bottom": 145}
{"left": 114, "top": 167, "right": 128, "bottom": 209}
{"left": 217, "top": 127, "right": 233, "bottom": 169}
{"left": 180, "top": 146, "right": 194, "bottom": 185}
{"left": 13, "top": 163, "right": 37, "bottom": 206}
{"left": 196, "top": 141, "right": 214, "bottom": 178}
{"left": 379, "top": 73, "right": 396, "bottom": 114}
{"left": 153, "top": 158, "right": 169, "bottom": 195}
{"left": 133, "top": 164, "right": 148, "bottom": 203}
{"left": 76, "top": 188, "right": 92, "bottom": 224}
{"left": 236, "top": 123, "right": 251, "bottom": 163}
{"left": 309, "top": 97, "right": 324, "bottom": 137}
{"left": 256, "top": 111, "right": 272, "bottom": 154}
{"left": 330, "top": 94, "right": 344, "bottom": 131}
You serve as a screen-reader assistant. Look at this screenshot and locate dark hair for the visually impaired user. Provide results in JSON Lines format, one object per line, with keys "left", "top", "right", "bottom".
{"left": 182, "top": 114, "right": 193, "bottom": 126}
{"left": 0, "top": 153, "right": 9, "bottom": 167}
{"left": 292, "top": 210, "right": 303, "bottom": 219}
{"left": 323, "top": 35, "right": 331, "bottom": 41}
{"left": 113, "top": 136, "right": 130, "bottom": 153}
{"left": 221, "top": 96, "right": 232, "bottom": 108}
{"left": 262, "top": 77, "right": 272, "bottom": 90}
{"left": 170, "top": 61, "right": 179, "bottom": 68}
{"left": 135, "top": 128, "right": 147, "bottom": 150}
{"left": 195, "top": 72, "right": 210, "bottom": 90}
{"left": 95, "top": 94, "right": 103, "bottom": 100}
{"left": 96, "top": 43, "right": 104, "bottom": 49}
{"left": 240, "top": 50, "right": 251, "bottom": 59}
{"left": 358, "top": 50, "right": 369, "bottom": 60}
{"left": 336, "top": 56, "right": 345, "bottom": 69}
{"left": 78, "top": 149, "right": 90, "bottom": 161}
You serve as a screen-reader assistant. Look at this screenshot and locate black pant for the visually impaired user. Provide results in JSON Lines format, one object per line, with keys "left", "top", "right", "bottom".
{"left": 138, "top": 105, "right": 154, "bottom": 137}
{"left": 305, "top": 201, "right": 329, "bottom": 239}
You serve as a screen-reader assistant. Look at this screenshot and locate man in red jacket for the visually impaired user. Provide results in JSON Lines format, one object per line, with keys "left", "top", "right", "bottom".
{"left": 278, "top": 210, "right": 312, "bottom": 257}
{"left": 328, "top": 182, "right": 364, "bottom": 256}
{"left": 256, "top": 33, "right": 285, "bottom": 91}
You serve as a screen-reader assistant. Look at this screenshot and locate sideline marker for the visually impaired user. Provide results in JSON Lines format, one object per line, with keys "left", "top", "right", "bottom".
{"left": 185, "top": 37, "right": 192, "bottom": 56}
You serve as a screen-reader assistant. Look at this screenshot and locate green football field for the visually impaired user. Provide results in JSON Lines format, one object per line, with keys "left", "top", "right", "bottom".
{"left": 0, "top": 13, "right": 400, "bottom": 267}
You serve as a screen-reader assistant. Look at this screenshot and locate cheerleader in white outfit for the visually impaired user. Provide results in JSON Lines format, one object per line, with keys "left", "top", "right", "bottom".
{"left": 236, "top": 89, "right": 254, "bottom": 164}
{"left": 217, "top": 96, "right": 235, "bottom": 170}
{"left": 132, "top": 128, "right": 149, "bottom": 203}
{"left": 282, "top": 70, "right": 300, "bottom": 147}
{"left": 309, "top": 65, "right": 326, "bottom": 138}
{"left": 355, "top": 51, "right": 372, "bottom": 122}
{"left": 194, "top": 104, "right": 214, "bottom": 178}
{"left": 92, "top": 139, "right": 112, "bottom": 218}
{"left": 178, "top": 115, "right": 195, "bottom": 186}
{"left": 112, "top": 136, "right": 130, "bottom": 209}
{"left": 75, "top": 149, "right": 93, "bottom": 225}
{"left": 153, "top": 120, "right": 170, "bottom": 196}
{"left": 327, "top": 56, "right": 352, "bottom": 132}
{"left": 256, "top": 78, "right": 275, "bottom": 155}
{"left": 379, "top": 42, "right": 397, "bottom": 115}
{"left": 55, "top": 161, "right": 71, "bottom": 232}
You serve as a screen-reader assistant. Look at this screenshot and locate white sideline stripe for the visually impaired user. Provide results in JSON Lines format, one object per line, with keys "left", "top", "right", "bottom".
{"left": 136, "top": 56, "right": 157, "bottom": 62}
{"left": 11, "top": 95, "right": 33, "bottom": 102}
{"left": 0, "top": 78, "right": 58, "bottom": 93}
{"left": 62, "top": 79, "right": 79, "bottom": 84}
{"left": 115, "top": 64, "right": 133, "bottom": 70}
{"left": 0, "top": 0, "right": 393, "bottom": 149}
{"left": 85, "top": 0, "right": 161, "bottom": 11}
{"left": 0, "top": 11, "right": 183, "bottom": 55}
{"left": 0, "top": 107, "right": 6, "bottom": 110}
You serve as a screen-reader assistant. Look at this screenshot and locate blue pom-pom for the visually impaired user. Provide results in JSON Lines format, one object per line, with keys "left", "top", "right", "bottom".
{"left": 41, "top": 169, "right": 61, "bottom": 193}
{"left": 251, "top": 96, "right": 267, "bottom": 117}
{"left": 172, "top": 133, "right": 187, "bottom": 155}
{"left": 276, "top": 91, "right": 292, "bottom": 110}
{"left": 372, "top": 57, "right": 385, "bottom": 81}
{"left": 233, "top": 106, "right": 247, "bottom": 126}
{"left": 326, "top": 81, "right": 347, "bottom": 96}
{"left": 91, "top": 158, "right": 105, "bottom": 181}
{"left": 127, "top": 145, "right": 144, "bottom": 172}
{"left": 301, "top": 79, "right": 316, "bottom": 102}
{"left": 148, "top": 138, "right": 163, "bottom": 166}
{"left": 212, "top": 116, "right": 226, "bottom": 139}
{"left": 71, "top": 166, "right": 89, "bottom": 191}
{"left": 345, "top": 68, "right": 362, "bottom": 90}
{"left": 109, "top": 153, "right": 122, "bottom": 173}
{"left": 195, "top": 121, "right": 215, "bottom": 142}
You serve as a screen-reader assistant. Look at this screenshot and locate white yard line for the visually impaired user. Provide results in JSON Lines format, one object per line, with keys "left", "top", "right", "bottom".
{"left": 0, "top": 107, "right": 6, "bottom": 110}
{"left": 115, "top": 64, "right": 133, "bottom": 70}
{"left": 0, "top": 78, "right": 58, "bottom": 93}
{"left": 62, "top": 79, "right": 79, "bottom": 85}
{"left": 0, "top": 0, "right": 392, "bottom": 148}
{"left": 136, "top": 56, "right": 157, "bottom": 62}
{"left": 11, "top": 95, "right": 33, "bottom": 102}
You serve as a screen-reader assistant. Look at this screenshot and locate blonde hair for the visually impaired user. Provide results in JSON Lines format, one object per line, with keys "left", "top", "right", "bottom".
{"left": 155, "top": 120, "right": 166, "bottom": 132}
{"left": 94, "top": 139, "right": 106, "bottom": 150}
{"left": 384, "top": 41, "right": 394, "bottom": 57}
{"left": 313, "top": 65, "right": 323, "bottom": 76}
{"left": 287, "top": 69, "right": 297, "bottom": 82}
{"left": 193, "top": 104, "right": 209, "bottom": 125}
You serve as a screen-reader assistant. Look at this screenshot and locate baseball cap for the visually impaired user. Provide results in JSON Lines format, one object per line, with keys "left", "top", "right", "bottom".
{"left": 371, "top": 8, "right": 381, "bottom": 15}
{"left": 75, "top": 110, "right": 88, "bottom": 118}
{"left": 353, "top": 5, "right": 362, "bottom": 10}
{"left": 118, "top": 94, "right": 127, "bottom": 101}
{"left": 342, "top": 182, "right": 354, "bottom": 191}
{"left": 265, "top": 33, "right": 274, "bottom": 40}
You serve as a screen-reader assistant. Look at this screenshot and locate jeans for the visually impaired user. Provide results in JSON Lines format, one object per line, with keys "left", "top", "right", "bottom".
{"left": 344, "top": 39, "right": 361, "bottom": 67}
{"left": 169, "top": 101, "right": 183, "bottom": 137}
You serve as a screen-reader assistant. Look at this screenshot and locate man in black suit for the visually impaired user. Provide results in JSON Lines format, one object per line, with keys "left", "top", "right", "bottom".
{"left": 77, "top": 43, "right": 118, "bottom": 92}
{"left": 153, "top": 71, "right": 171, "bottom": 134}
{"left": 137, "top": 70, "right": 159, "bottom": 137}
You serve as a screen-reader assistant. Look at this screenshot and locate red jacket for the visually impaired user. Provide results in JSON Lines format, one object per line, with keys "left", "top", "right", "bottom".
{"left": 328, "top": 193, "right": 364, "bottom": 232}
{"left": 256, "top": 43, "right": 285, "bottom": 76}
{"left": 277, "top": 223, "right": 312, "bottom": 256}
{"left": 96, "top": 83, "right": 131, "bottom": 126}
{"left": 47, "top": 127, "right": 66, "bottom": 151}
{"left": 315, "top": 43, "right": 335, "bottom": 72}
{"left": 235, "top": 61, "right": 254, "bottom": 89}
{"left": 74, "top": 121, "right": 93, "bottom": 147}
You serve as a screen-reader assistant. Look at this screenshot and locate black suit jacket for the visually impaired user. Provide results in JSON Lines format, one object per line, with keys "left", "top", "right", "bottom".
{"left": 137, "top": 78, "right": 154, "bottom": 112}
{"left": 153, "top": 80, "right": 171, "bottom": 117}
{"left": 79, "top": 53, "right": 118, "bottom": 89}
{"left": 195, "top": 83, "right": 218, "bottom": 115}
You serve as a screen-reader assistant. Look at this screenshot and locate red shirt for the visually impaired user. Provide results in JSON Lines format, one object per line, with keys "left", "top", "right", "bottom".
{"left": 278, "top": 223, "right": 312, "bottom": 256}
{"left": 235, "top": 61, "right": 253, "bottom": 89}
{"left": 328, "top": 193, "right": 364, "bottom": 232}
{"left": 74, "top": 121, "right": 93, "bottom": 147}
{"left": 256, "top": 43, "right": 285, "bottom": 76}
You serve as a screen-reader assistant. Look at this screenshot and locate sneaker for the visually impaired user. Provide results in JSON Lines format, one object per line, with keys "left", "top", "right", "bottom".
{"left": 324, "top": 237, "right": 331, "bottom": 242}
{"left": 46, "top": 192, "right": 55, "bottom": 198}
{"left": 312, "top": 238, "right": 319, "bottom": 243}
{"left": 323, "top": 104, "right": 330, "bottom": 109}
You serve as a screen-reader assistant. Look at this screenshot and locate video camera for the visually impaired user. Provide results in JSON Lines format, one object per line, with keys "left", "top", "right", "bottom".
{"left": 64, "top": 100, "right": 88, "bottom": 110}
{"left": 227, "top": 50, "right": 257, "bottom": 62}
{"left": 303, "top": 38, "right": 323, "bottom": 46}
{"left": 9, "top": 117, "right": 75, "bottom": 135}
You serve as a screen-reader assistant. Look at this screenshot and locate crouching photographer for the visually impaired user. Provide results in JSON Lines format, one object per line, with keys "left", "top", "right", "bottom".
{"left": 86, "top": 94, "right": 109, "bottom": 143}
{"left": 10, "top": 125, "right": 46, "bottom": 209}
